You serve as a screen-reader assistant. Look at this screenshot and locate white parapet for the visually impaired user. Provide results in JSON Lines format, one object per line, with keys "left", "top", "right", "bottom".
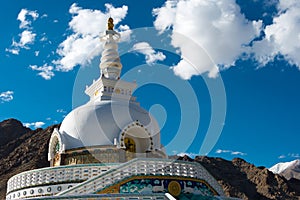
{"left": 6, "top": 163, "right": 119, "bottom": 199}
{"left": 57, "top": 158, "right": 225, "bottom": 197}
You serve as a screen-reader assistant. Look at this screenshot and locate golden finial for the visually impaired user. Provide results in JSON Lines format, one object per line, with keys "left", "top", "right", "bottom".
{"left": 108, "top": 17, "right": 114, "bottom": 30}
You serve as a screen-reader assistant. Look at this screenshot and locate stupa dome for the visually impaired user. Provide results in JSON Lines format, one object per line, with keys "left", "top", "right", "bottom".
{"left": 58, "top": 100, "right": 162, "bottom": 151}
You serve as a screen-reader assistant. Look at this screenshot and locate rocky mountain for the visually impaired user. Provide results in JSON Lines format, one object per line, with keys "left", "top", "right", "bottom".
{"left": 193, "top": 156, "right": 300, "bottom": 200}
{"left": 0, "top": 118, "right": 31, "bottom": 147}
{"left": 270, "top": 160, "right": 300, "bottom": 180}
{"left": 175, "top": 155, "right": 300, "bottom": 199}
{"left": 0, "top": 119, "right": 300, "bottom": 200}
{"left": 0, "top": 119, "right": 59, "bottom": 200}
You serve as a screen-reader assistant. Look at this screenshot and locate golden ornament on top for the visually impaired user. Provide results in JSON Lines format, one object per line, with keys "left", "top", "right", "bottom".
{"left": 108, "top": 17, "right": 114, "bottom": 30}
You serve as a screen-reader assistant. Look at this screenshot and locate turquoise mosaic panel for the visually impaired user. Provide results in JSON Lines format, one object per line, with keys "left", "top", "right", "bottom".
{"left": 120, "top": 178, "right": 215, "bottom": 197}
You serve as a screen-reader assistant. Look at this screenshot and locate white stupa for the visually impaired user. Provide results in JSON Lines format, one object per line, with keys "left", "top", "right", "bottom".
{"left": 6, "top": 18, "right": 235, "bottom": 200}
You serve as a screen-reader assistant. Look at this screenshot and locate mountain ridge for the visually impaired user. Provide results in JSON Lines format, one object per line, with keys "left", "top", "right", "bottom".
{"left": 0, "top": 119, "right": 59, "bottom": 200}
{"left": 270, "top": 159, "right": 300, "bottom": 181}
{"left": 0, "top": 118, "right": 31, "bottom": 148}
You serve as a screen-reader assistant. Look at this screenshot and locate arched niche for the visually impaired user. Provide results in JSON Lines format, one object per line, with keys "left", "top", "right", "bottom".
{"left": 119, "top": 121, "right": 154, "bottom": 155}
{"left": 48, "top": 129, "right": 63, "bottom": 166}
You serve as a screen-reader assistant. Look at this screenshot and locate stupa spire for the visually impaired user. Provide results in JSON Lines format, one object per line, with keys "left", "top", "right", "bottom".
{"left": 99, "top": 17, "right": 122, "bottom": 80}
{"left": 85, "top": 18, "right": 136, "bottom": 102}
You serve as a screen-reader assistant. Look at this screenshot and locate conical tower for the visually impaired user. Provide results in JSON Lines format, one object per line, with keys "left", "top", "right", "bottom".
{"left": 100, "top": 17, "right": 122, "bottom": 80}
{"left": 85, "top": 18, "right": 137, "bottom": 102}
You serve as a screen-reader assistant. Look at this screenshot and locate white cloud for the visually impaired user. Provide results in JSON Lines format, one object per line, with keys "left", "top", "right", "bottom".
{"left": 0, "top": 91, "right": 14, "bottom": 103}
{"left": 19, "top": 30, "right": 36, "bottom": 47}
{"left": 54, "top": 3, "right": 129, "bottom": 72}
{"left": 118, "top": 25, "right": 132, "bottom": 42}
{"left": 289, "top": 153, "right": 300, "bottom": 158}
{"left": 54, "top": 34, "right": 101, "bottom": 71}
{"left": 231, "top": 151, "right": 247, "bottom": 156}
{"left": 132, "top": 42, "right": 166, "bottom": 65}
{"left": 216, "top": 149, "right": 247, "bottom": 156}
{"left": 153, "top": 0, "right": 262, "bottom": 79}
{"left": 252, "top": 0, "right": 300, "bottom": 68}
{"left": 40, "top": 36, "right": 48, "bottom": 42}
{"left": 35, "top": 51, "right": 39, "bottom": 56}
{"left": 7, "top": 9, "right": 38, "bottom": 55}
{"left": 5, "top": 48, "right": 19, "bottom": 55}
{"left": 6, "top": 30, "right": 37, "bottom": 53}
{"left": 29, "top": 64, "right": 54, "bottom": 80}
{"left": 278, "top": 155, "right": 286, "bottom": 159}
{"left": 23, "top": 121, "right": 45, "bottom": 129}
{"left": 56, "top": 109, "right": 67, "bottom": 113}
{"left": 17, "top": 9, "right": 39, "bottom": 29}
{"left": 153, "top": 1, "right": 176, "bottom": 33}
{"left": 278, "top": 153, "right": 300, "bottom": 159}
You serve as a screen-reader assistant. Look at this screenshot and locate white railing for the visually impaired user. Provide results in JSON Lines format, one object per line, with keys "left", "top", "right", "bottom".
{"left": 58, "top": 158, "right": 225, "bottom": 196}
{"left": 7, "top": 163, "right": 118, "bottom": 194}
{"left": 26, "top": 193, "right": 166, "bottom": 200}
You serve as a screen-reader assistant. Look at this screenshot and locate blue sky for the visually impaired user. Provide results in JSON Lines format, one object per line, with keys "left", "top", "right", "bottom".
{"left": 0, "top": 0, "right": 300, "bottom": 167}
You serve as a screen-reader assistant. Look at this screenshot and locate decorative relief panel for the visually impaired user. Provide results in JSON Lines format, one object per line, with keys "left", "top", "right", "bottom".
{"left": 98, "top": 175, "right": 218, "bottom": 198}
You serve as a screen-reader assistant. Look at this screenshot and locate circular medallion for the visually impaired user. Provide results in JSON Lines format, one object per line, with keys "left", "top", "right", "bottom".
{"left": 168, "top": 181, "right": 181, "bottom": 196}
